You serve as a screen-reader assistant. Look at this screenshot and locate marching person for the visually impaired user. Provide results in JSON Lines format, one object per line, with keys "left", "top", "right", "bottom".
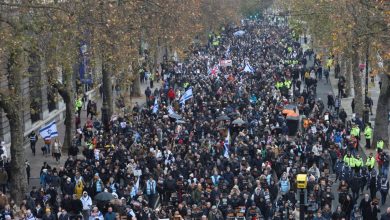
{"left": 29, "top": 131, "right": 38, "bottom": 156}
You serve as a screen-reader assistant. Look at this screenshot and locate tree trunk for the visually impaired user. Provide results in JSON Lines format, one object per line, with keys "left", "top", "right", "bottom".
{"left": 351, "top": 46, "right": 363, "bottom": 118}
{"left": 0, "top": 47, "right": 28, "bottom": 204}
{"left": 54, "top": 64, "right": 74, "bottom": 152}
{"left": 102, "top": 61, "right": 113, "bottom": 117}
{"left": 8, "top": 111, "right": 27, "bottom": 204}
{"left": 131, "top": 61, "right": 141, "bottom": 97}
{"left": 345, "top": 56, "right": 352, "bottom": 97}
{"left": 63, "top": 95, "right": 74, "bottom": 152}
{"left": 372, "top": 64, "right": 390, "bottom": 148}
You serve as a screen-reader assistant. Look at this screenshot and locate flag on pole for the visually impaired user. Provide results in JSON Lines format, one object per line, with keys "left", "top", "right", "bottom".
{"left": 243, "top": 62, "right": 254, "bottom": 74}
{"left": 131, "top": 177, "right": 140, "bottom": 198}
{"left": 39, "top": 121, "right": 58, "bottom": 139}
{"left": 224, "top": 129, "right": 230, "bottom": 158}
{"left": 180, "top": 87, "right": 193, "bottom": 105}
{"left": 152, "top": 98, "right": 158, "bottom": 114}
{"left": 168, "top": 105, "right": 175, "bottom": 115}
{"left": 225, "top": 45, "right": 231, "bottom": 58}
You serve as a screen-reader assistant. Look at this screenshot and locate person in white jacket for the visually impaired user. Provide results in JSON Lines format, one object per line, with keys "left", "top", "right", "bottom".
{"left": 80, "top": 191, "right": 92, "bottom": 220}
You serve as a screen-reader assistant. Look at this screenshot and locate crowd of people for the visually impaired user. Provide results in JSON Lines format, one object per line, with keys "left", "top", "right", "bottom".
{"left": 0, "top": 17, "right": 389, "bottom": 220}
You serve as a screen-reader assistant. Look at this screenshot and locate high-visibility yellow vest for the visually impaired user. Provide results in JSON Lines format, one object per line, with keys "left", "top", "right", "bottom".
{"left": 364, "top": 127, "right": 372, "bottom": 139}
{"left": 284, "top": 80, "right": 292, "bottom": 89}
{"left": 377, "top": 140, "right": 384, "bottom": 150}
{"left": 366, "top": 157, "right": 375, "bottom": 168}
{"left": 344, "top": 155, "right": 354, "bottom": 167}
{"left": 351, "top": 127, "right": 360, "bottom": 137}
{"left": 354, "top": 158, "right": 363, "bottom": 167}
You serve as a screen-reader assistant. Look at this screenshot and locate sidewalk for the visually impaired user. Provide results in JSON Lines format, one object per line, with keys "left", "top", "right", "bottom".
{"left": 328, "top": 65, "right": 381, "bottom": 159}
{"left": 301, "top": 35, "right": 382, "bottom": 155}
{"left": 26, "top": 80, "right": 161, "bottom": 188}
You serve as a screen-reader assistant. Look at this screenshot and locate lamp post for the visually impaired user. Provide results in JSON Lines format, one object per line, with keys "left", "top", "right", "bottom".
{"left": 297, "top": 174, "right": 307, "bottom": 220}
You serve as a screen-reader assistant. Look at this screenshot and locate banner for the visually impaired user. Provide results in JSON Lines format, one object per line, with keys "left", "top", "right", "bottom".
{"left": 220, "top": 60, "right": 233, "bottom": 67}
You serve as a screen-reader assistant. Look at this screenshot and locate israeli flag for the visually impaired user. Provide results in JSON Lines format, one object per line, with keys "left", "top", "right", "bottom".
{"left": 168, "top": 105, "right": 175, "bottom": 115}
{"left": 243, "top": 63, "right": 254, "bottom": 74}
{"left": 224, "top": 129, "right": 230, "bottom": 158}
{"left": 152, "top": 98, "right": 158, "bottom": 114}
{"left": 39, "top": 121, "right": 58, "bottom": 139}
{"left": 225, "top": 45, "right": 231, "bottom": 58}
{"left": 131, "top": 177, "right": 140, "bottom": 198}
{"left": 180, "top": 87, "right": 193, "bottom": 105}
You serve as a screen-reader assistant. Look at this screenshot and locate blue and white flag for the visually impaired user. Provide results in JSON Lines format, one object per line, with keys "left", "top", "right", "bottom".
{"left": 131, "top": 177, "right": 140, "bottom": 198}
{"left": 224, "top": 129, "right": 230, "bottom": 158}
{"left": 152, "top": 98, "right": 158, "bottom": 114}
{"left": 39, "top": 121, "right": 58, "bottom": 140}
{"left": 243, "top": 63, "right": 254, "bottom": 74}
{"left": 180, "top": 87, "right": 193, "bottom": 105}
{"left": 225, "top": 45, "right": 231, "bottom": 58}
{"left": 168, "top": 105, "right": 175, "bottom": 115}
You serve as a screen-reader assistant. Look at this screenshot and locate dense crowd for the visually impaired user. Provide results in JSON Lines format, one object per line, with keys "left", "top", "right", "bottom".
{"left": 0, "top": 17, "right": 389, "bottom": 220}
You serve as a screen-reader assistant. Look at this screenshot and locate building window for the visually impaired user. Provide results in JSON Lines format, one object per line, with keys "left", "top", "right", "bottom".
{"left": 30, "top": 99, "right": 41, "bottom": 123}
{"left": 47, "top": 87, "right": 57, "bottom": 112}
{"left": 28, "top": 54, "right": 42, "bottom": 123}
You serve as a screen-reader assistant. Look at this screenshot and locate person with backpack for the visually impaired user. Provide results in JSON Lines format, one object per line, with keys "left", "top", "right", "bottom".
{"left": 380, "top": 176, "right": 389, "bottom": 205}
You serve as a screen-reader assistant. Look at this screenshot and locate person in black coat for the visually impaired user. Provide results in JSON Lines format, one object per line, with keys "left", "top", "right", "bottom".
{"left": 42, "top": 209, "right": 56, "bottom": 220}
{"left": 71, "top": 194, "right": 83, "bottom": 216}
{"left": 364, "top": 200, "right": 380, "bottom": 220}
{"left": 360, "top": 194, "right": 372, "bottom": 220}
{"left": 381, "top": 207, "right": 390, "bottom": 220}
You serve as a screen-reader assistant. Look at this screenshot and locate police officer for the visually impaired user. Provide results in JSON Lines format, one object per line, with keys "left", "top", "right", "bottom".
{"left": 364, "top": 124, "right": 373, "bottom": 149}
{"left": 380, "top": 176, "right": 389, "bottom": 205}
{"left": 29, "top": 131, "right": 38, "bottom": 156}
{"left": 366, "top": 153, "right": 375, "bottom": 172}
{"left": 343, "top": 152, "right": 354, "bottom": 167}
{"left": 354, "top": 154, "right": 363, "bottom": 174}
{"left": 377, "top": 139, "right": 385, "bottom": 153}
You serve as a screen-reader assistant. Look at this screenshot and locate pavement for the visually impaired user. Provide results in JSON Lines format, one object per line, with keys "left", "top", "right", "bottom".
{"left": 301, "top": 36, "right": 390, "bottom": 212}
{"left": 26, "top": 80, "right": 160, "bottom": 188}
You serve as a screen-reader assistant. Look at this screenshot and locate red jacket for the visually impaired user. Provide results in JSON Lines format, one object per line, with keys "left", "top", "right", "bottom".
{"left": 376, "top": 153, "right": 384, "bottom": 166}
{"left": 167, "top": 89, "right": 175, "bottom": 100}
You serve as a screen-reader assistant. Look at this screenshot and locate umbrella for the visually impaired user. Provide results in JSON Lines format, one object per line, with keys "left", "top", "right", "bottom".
{"left": 233, "top": 30, "right": 245, "bottom": 37}
{"left": 228, "top": 112, "right": 240, "bottom": 118}
{"left": 176, "top": 120, "right": 186, "bottom": 124}
{"left": 216, "top": 115, "right": 230, "bottom": 121}
{"left": 284, "top": 104, "right": 297, "bottom": 110}
{"left": 232, "top": 118, "right": 246, "bottom": 126}
{"left": 94, "top": 192, "right": 115, "bottom": 201}
{"left": 169, "top": 113, "right": 182, "bottom": 120}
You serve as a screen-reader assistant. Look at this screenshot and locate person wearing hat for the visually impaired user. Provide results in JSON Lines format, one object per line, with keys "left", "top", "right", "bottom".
{"left": 354, "top": 154, "right": 363, "bottom": 174}
{"left": 80, "top": 191, "right": 92, "bottom": 220}
{"left": 364, "top": 123, "right": 373, "bottom": 149}
{"left": 208, "top": 205, "right": 223, "bottom": 220}
{"left": 343, "top": 152, "right": 354, "bottom": 168}
{"left": 366, "top": 153, "right": 376, "bottom": 171}
{"left": 246, "top": 202, "right": 262, "bottom": 220}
